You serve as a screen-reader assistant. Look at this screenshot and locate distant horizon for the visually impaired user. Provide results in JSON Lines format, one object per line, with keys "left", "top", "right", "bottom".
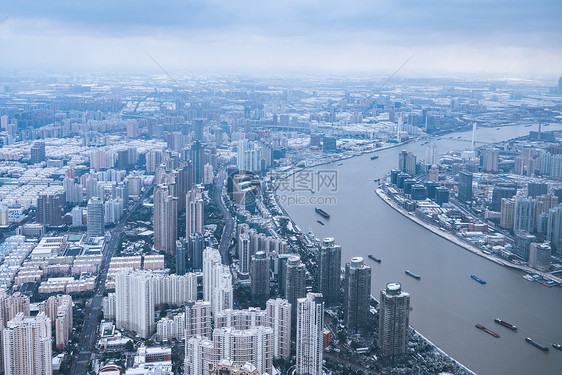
{"left": 0, "top": 67, "right": 560, "bottom": 84}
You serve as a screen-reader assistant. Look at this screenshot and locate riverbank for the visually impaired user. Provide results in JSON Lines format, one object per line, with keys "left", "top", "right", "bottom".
{"left": 277, "top": 138, "right": 414, "bottom": 184}
{"left": 305, "top": 121, "right": 531, "bottom": 170}
{"left": 308, "top": 139, "right": 414, "bottom": 168}
{"left": 375, "top": 187, "right": 562, "bottom": 285}
{"left": 413, "top": 330, "right": 476, "bottom": 375}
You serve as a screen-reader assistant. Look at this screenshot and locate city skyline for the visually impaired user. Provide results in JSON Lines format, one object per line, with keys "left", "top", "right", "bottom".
{"left": 0, "top": 21, "right": 561, "bottom": 372}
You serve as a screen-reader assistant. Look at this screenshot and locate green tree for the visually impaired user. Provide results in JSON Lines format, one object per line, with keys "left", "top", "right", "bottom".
{"left": 125, "top": 340, "right": 134, "bottom": 352}
{"left": 337, "top": 331, "right": 347, "bottom": 344}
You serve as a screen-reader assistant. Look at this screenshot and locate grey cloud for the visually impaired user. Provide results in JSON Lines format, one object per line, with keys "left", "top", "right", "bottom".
{"left": 1, "top": 0, "right": 560, "bottom": 75}
{"left": 3, "top": 0, "right": 561, "bottom": 41}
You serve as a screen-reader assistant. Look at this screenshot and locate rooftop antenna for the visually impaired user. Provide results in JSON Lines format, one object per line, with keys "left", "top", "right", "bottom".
{"left": 471, "top": 122, "right": 476, "bottom": 151}
{"left": 396, "top": 114, "right": 403, "bottom": 142}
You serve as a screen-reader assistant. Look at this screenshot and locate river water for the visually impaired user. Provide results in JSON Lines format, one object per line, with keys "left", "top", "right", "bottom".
{"left": 282, "top": 124, "right": 562, "bottom": 375}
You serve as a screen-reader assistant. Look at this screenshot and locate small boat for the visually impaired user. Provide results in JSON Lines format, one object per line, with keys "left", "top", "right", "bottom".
{"left": 315, "top": 208, "right": 330, "bottom": 219}
{"left": 522, "top": 274, "right": 534, "bottom": 281}
{"left": 317, "top": 220, "right": 324, "bottom": 226}
{"left": 337, "top": 163, "right": 343, "bottom": 166}
{"left": 405, "top": 270, "right": 421, "bottom": 280}
{"left": 553, "top": 343, "right": 562, "bottom": 351}
{"left": 370, "top": 155, "right": 379, "bottom": 160}
{"left": 368, "top": 255, "right": 381, "bottom": 263}
{"left": 538, "top": 278, "right": 558, "bottom": 287}
{"left": 476, "top": 324, "right": 500, "bottom": 338}
{"left": 526, "top": 337, "right": 549, "bottom": 352}
{"left": 471, "top": 275, "right": 486, "bottom": 284}
{"left": 494, "top": 318, "right": 517, "bottom": 330}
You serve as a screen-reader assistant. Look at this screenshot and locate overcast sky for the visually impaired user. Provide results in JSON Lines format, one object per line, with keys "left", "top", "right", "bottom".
{"left": 1, "top": 0, "right": 561, "bottom": 77}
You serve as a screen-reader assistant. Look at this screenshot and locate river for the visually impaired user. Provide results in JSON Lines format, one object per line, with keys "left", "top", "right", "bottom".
{"left": 282, "top": 123, "right": 562, "bottom": 375}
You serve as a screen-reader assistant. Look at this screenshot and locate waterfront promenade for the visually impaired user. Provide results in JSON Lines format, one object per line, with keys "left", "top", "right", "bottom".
{"left": 375, "top": 187, "right": 562, "bottom": 285}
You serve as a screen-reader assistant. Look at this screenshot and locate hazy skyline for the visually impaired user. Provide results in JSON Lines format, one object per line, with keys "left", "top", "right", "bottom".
{"left": 1, "top": 0, "right": 561, "bottom": 77}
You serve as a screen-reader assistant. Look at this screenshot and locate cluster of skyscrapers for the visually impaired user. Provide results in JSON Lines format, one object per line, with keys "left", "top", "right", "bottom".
{"left": 390, "top": 137, "right": 562, "bottom": 274}
{"left": 151, "top": 146, "right": 208, "bottom": 273}
{"left": 185, "top": 299, "right": 291, "bottom": 375}
{"left": 0, "top": 291, "right": 73, "bottom": 374}
{"left": 112, "top": 269, "right": 198, "bottom": 338}
{"left": 98, "top": 227, "right": 417, "bottom": 374}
